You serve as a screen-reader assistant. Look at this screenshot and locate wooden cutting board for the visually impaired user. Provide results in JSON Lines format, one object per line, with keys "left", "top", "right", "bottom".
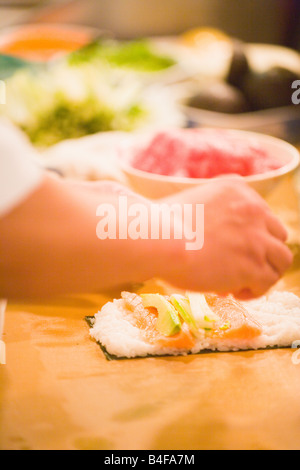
{"left": 1, "top": 173, "right": 300, "bottom": 450}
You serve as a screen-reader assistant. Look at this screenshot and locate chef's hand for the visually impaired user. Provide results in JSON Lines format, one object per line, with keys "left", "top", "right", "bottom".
{"left": 0, "top": 173, "right": 292, "bottom": 301}
{"left": 160, "top": 180, "right": 293, "bottom": 299}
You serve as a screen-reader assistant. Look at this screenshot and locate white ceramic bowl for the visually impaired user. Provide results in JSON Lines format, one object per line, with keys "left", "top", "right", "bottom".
{"left": 119, "top": 129, "right": 300, "bottom": 199}
{"left": 0, "top": 23, "right": 105, "bottom": 62}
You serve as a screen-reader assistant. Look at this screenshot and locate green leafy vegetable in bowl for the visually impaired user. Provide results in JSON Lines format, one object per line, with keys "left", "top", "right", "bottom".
{"left": 68, "top": 39, "right": 177, "bottom": 72}
{"left": 22, "top": 92, "right": 145, "bottom": 147}
{"left": 2, "top": 60, "right": 183, "bottom": 148}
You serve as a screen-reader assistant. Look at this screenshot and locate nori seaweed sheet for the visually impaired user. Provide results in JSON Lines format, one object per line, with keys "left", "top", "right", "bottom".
{"left": 85, "top": 316, "right": 129, "bottom": 361}
{"left": 85, "top": 316, "right": 291, "bottom": 361}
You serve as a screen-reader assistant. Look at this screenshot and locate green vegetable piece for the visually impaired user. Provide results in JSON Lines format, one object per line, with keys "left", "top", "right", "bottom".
{"left": 170, "top": 294, "right": 199, "bottom": 335}
{"left": 141, "top": 294, "right": 181, "bottom": 337}
{"left": 187, "top": 292, "right": 220, "bottom": 330}
{"left": 219, "top": 322, "right": 231, "bottom": 331}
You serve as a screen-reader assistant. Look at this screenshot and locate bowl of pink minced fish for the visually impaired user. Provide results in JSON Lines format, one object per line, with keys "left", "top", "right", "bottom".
{"left": 118, "top": 128, "right": 300, "bottom": 199}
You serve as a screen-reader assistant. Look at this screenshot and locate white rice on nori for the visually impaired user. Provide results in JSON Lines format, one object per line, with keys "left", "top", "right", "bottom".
{"left": 89, "top": 291, "right": 300, "bottom": 358}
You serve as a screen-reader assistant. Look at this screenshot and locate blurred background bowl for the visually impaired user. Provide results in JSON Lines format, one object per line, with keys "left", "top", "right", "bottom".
{"left": 0, "top": 22, "right": 104, "bottom": 62}
{"left": 184, "top": 106, "right": 300, "bottom": 147}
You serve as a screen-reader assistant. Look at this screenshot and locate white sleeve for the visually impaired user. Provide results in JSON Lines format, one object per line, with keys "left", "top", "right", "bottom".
{"left": 0, "top": 120, "right": 43, "bottom": 217}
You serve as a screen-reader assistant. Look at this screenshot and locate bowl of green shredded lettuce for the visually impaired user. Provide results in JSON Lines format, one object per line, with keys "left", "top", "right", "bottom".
{"left": 1, "top": 59, "right": 184, "bottom": 148}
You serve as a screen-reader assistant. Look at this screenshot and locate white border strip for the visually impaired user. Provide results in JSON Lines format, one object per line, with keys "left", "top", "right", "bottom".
{"left": 0, "top": 300, "right": 7, "bottom": 365}
{"left": 0, "top": 299, "right": 7, "bottom": 339}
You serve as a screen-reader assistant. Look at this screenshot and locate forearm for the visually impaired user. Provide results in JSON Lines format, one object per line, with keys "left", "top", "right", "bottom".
{"left": 0, "top": 175, "right": 182, "bottom": 300}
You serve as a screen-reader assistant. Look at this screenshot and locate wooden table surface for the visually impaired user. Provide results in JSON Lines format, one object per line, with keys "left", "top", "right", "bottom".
{"left": 1, "top": 174, "right": 300, "bottom": 451}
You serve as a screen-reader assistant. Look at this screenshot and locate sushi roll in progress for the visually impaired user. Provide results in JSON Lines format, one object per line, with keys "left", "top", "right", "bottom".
{"left": 89, "top": 291, "right": 300, "bottom": 359}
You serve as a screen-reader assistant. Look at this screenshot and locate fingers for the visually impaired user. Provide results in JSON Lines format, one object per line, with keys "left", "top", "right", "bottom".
{"left": 235, "top": 265, "right": 280, "bottom": 300}
{"left": 253, "top": 263, "right": 281, "bottom": 297}
{"left": 265, "top": 211, "right": 288, "bottom": 242}
{"left": 234, "top": 288, "right": 257, "bottom": 301}
{"left": 266, "top": 237, "right": 294, "bottom": 274}
{"left": 235, "top": 239, "right": 293, "bottom": 300}
{"left": 236, "top": 181, "right": 289, "bottom": 243}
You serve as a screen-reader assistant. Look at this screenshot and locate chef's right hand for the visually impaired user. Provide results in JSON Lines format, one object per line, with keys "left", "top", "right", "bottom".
{"left": 161, "top": 180, "right": 293, "bottom": 299}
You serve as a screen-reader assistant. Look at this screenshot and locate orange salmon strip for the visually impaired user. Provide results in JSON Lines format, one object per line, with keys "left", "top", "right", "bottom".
{"left": 205, "top": 294, "right": 263, "bottom": 340}
{"left": 136, "top": 309, "right": 195, "bottom": 350}
{"left": 156, "top": 323, "right": 195, "bottom": 350}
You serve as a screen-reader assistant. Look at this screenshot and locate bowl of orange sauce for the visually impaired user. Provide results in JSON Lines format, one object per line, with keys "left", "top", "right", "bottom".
{"left": 0, "top": 23, "right": 104, "bottom": 62}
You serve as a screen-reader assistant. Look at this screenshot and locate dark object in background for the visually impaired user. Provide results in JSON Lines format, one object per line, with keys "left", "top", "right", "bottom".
{"left": 227, "top": 40, "right": 251, "bottom": 89}
{"left": 187, "top": 81, "right": 250, "bottom": 114}
{"left": 226, "top": 41, "right": 300, "bottom": 111}
{"left": 283, "top": 0, "right": 300, "bottom": 49}
{"left": 187, "top": 40, "right": 300, "bottom": 114}
{"left": 242, "top": 66, "right": 300, "bottom": 111}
